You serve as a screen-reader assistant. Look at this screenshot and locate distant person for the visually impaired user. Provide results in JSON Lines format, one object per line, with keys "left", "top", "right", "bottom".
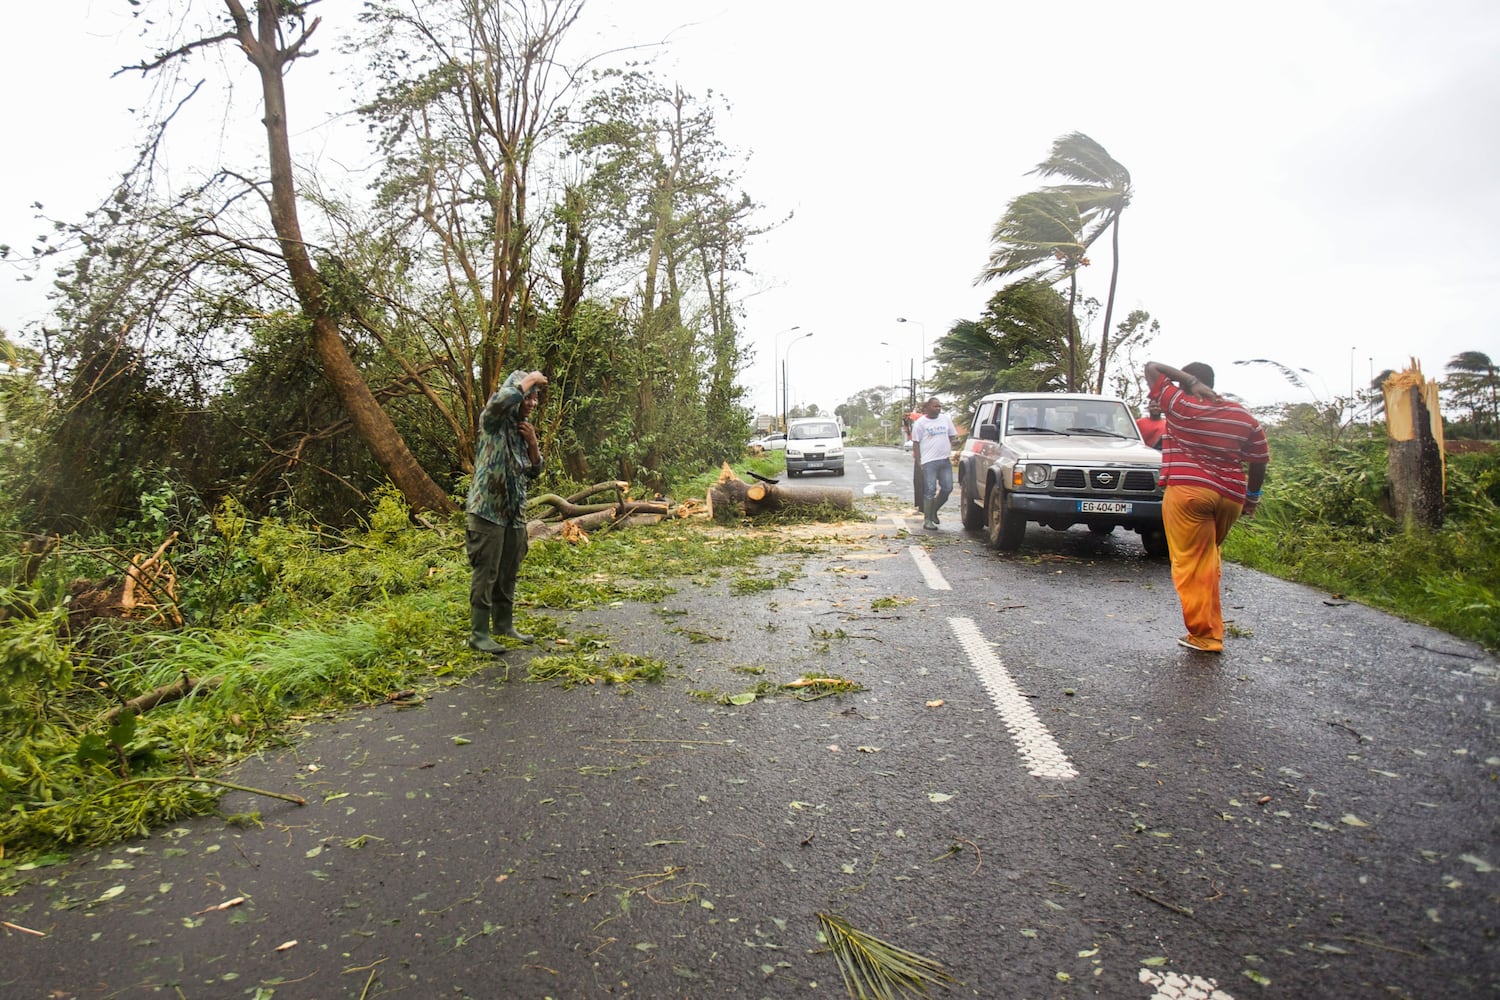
{"left": 1144, "top": 361, "right": 1270, "bottom": 654}
{"left": 1136, "top": 403, "right": 1166, "bottom": 449}
{"left": 465, "top": 369, "right": 547, "bottom": 654}
{"left": 911, "top": 396, "right": 960, "bottom": 530}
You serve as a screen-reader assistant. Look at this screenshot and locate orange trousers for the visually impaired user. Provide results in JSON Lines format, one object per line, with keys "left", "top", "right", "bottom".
{"left": 1162, "top": 486, "right": 1242, "bottom": 651}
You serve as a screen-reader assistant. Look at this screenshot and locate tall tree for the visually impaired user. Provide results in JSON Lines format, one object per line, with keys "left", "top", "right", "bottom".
{"left": 360, "top": 0, "right": 588, "bottom": 432}
{"left": 570, "top": 72, "right": 758, "bottom": 483}
{"left": 978, "top": 190, "right": 1088, "bottom": 390}
{"left": 124, "top": 1, "right": 455, "bottom": 513}
{"left": 1028, "top": 132, "right": 1133, "bottom": 394}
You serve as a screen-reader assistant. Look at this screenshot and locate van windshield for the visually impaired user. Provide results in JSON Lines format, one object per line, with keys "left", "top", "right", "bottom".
{"left": 789, "top": 422, "right": 840, "bottom": 440}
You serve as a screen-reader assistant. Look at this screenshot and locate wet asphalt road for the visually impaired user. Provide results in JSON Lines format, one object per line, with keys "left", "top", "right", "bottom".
{"left": 4, "top": 446, "right": 1497, "bottom": 999}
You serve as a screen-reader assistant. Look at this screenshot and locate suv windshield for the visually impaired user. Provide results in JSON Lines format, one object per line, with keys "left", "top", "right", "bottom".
{"left": 789, "top": 422, "right": 840, "bottom": 440}
{"left": 1005, "top": 399, "right": 1136, "bottom": 438}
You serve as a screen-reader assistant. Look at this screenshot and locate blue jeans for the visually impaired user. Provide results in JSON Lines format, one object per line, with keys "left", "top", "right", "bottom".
{"left": 922, "top": 459, "right": 953, "bottom": 507}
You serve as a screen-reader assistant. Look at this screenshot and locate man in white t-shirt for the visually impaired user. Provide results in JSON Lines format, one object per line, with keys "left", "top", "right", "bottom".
{"left": 911, "top": 397, "right": 960, "bottom": 529}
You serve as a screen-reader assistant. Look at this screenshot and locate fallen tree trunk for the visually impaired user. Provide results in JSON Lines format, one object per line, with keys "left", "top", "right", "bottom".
{"left": 527, "top": 495, "right": 618, "bottom": 520}
{"left": 707, "top": 464, "right": 854, "bottom": 522}
{"left": 567, "top": 481, "right": 631, "bottom": 504}
{"left": 527, "top": 502, "right": 671, "bottom": 540}
{"left": 103, "top": 674, "right": 223, "bottom": 725}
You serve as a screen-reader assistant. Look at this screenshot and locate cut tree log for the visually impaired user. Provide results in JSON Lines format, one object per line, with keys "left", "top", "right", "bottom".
{"left": 707, "top": 464, "right": 854, "bottom": 522}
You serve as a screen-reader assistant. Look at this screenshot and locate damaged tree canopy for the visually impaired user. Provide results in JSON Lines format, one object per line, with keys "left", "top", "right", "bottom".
{"left": 706, "top": 464, "right": 855, "bottom": 523}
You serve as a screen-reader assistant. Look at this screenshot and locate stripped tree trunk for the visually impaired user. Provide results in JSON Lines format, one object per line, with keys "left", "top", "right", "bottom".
{"left": 1382, "top": 365, "right": 1445, "bottom": 530}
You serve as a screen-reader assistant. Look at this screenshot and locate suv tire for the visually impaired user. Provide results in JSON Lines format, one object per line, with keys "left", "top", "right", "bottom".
{"left": 984, "top": 486, "right": 1025, "bottom": 551}
{"left": 959, "top": 472, "right": 985, "bottom": 530}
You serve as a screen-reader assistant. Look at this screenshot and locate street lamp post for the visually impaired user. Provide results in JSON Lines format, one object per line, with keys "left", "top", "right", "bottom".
{"left": 880, "top": 340, "right": 900, "bottom": 445}
{"left": 896, "top": 316, "right": 926, "bottom": 395}
{"left": 1350, "top": 346, "right": 1356, "bottom": 426}
{"left": 783, "top": 331, "right": 815, "bottom": 433}
{"left": 770, "top": 325, "right": 801, "bottom": 428}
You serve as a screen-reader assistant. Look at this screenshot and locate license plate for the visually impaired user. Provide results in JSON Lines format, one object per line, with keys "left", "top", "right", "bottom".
{"left": 1079, "top": 500, "right": 1131, "bottom": 514}
{"left": 805, "top": 462, "right": 824, "bottom": 469}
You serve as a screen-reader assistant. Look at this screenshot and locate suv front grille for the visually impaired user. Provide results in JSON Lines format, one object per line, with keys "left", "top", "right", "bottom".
{"left": 1050, "top": 467, "right": 1158, "bottom": 493}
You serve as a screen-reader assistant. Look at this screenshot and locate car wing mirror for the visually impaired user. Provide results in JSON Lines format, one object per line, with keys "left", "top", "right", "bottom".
{"left": 979, "top": 423, "right": 999, "bottom": 442}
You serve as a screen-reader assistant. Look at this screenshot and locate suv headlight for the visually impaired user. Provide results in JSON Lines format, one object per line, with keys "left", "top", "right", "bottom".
{"left": 828, "top": 444, "right": 843, "bottom": 456}
{"left": 1013, "top": 463, "right": 1050, "bottom": 488}
{"left": 786, "top": 447, "right": 803, "bottom": 457}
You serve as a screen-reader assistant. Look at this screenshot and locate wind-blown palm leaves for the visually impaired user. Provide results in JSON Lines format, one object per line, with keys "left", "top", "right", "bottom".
{"left": 816, "top": 911, "right": 955, "bottom": 1000}
{"left": 1445, "top": 351, "right": 1499, "bottom": 433}
{"left": 978, "top": 189, "right": 1088, "bottom": 390}
{"left": 977, "top": 133, "right": 1133, "bottom": 393}
{"left": 1029, "top": 132, "right": 1133, "bottom": 393}
{"left": 930, "top": 280, "right": 1080, "bottom": 415}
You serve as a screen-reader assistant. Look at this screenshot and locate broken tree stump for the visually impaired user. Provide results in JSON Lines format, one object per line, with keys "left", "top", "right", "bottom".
{"left": 1381, "top": 361, "right": 1445, "bottom": 530}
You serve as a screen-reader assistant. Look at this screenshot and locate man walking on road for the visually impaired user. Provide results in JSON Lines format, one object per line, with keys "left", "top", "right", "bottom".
{"left": 911, "top": 396, "right": 961, "bottom": 530}
{"left": 465, "top": 369, "right": 548, "bottom": 653}
{"left": 1144, "top": 360, "right": 1270, "bottom": 653}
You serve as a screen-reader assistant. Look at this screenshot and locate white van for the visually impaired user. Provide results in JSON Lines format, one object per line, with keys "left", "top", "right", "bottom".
{"left": 784, "top": 417, "right": 845, "bottom": 477}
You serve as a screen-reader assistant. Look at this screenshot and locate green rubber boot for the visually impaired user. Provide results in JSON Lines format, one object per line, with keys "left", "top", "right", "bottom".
{"left": 467, "top": 606, "right": 505, "bottom": 654}
{"left": 923, "top": 498, "right": 939, "bottom": 530}
{"left": 494, "top": 607, "right": 535, "bottom": 644}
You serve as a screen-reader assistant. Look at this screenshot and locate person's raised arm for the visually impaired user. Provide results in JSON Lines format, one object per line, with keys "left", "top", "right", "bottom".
{"left": 1144, "top": 361, "right": 1218, "bottom": 401}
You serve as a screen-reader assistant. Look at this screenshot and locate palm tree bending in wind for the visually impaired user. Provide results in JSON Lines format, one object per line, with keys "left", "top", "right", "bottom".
{"left": 1446, "top": 351, "right": 1499, "bottom": 434}
{"left": 1029, "top": 132, "right": 1133, "bottom": 394}
{"left": 978, "top": 190, "right": 1088, "bottom": 391}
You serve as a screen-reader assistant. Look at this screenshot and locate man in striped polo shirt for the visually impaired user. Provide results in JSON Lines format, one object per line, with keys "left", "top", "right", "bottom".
{"left": 1144, "top": 360, "right": 1270, "bottom": 653}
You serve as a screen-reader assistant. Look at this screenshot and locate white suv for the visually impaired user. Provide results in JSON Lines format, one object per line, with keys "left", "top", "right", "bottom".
{"left": 955, "top": 392, "right": 1167, "bottom": 555}
{"left": 784, "top": 418, "right": 845, "bottom": 477}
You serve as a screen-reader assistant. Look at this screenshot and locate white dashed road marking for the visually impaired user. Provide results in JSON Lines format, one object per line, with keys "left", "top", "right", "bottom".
{"left": 948, "top": 616, "right": 1077, "bottom": 780}
{"left": 908, "top": 543, "right": 951, "bottom": 591}
{"left": 1138, "top": 968, "right": 1236, "bottom": 999}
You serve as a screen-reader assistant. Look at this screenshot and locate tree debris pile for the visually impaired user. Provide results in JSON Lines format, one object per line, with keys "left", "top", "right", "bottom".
{"left": 525, "top": 481, "right": 677, "bottom": 542}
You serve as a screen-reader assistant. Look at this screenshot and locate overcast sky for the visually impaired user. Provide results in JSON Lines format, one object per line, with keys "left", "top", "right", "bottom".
{"left": 4, "top": 1, "right": 1498, "bottom": 419}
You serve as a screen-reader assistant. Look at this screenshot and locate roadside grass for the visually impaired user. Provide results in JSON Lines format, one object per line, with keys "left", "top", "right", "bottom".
{"left": 0, "top": 474, "right": 815, "bottom": 871}
{"left": 1223, "top": 435, "right": 1500, "bottom": 650}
